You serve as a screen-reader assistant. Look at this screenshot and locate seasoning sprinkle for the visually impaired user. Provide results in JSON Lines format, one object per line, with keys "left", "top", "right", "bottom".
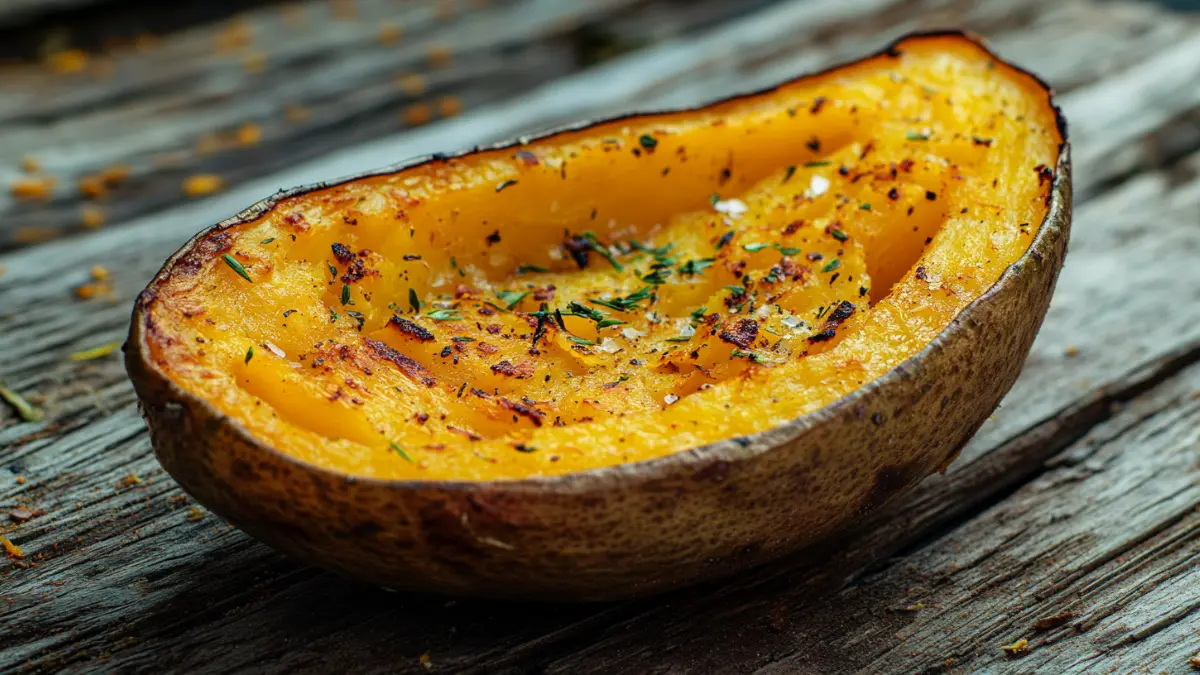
{"left": 494, "top": 290, "right": 529, "bottom": 310}
{"left": 0, "top": 384, "right": 43, "bottom": 422}
{"left": 69, "top": 341, "right": 122, "bottom": 361}
{"left": 389, "top": 442, "right": 414, "bottom": 462}
{"left": 427, "top": 308, "right": 462, "bottom": 321}
{"left": 222, "top": 254, "right": 253, "bottom": 283}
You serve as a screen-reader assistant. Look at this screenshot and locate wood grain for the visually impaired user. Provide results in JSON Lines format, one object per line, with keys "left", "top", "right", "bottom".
{"left": 2, "top": 0, "right": 1199, "bottom": 673}
{"left": 0, "top": 0, "right": 770, "bottom": 250}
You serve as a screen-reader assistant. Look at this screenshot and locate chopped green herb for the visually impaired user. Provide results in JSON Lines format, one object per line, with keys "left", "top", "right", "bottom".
{"left": 678, "top": 258, "right": 715, "bottom": 276}
{"left": 408, "top": 288, "right": 421, "bottom": 313}
{"left": 779, "top": 247, "right": 802, "bottom": 256}
{"left": 641, "top": 268, "right": 671, "bottom": 285}
{"left": 716, "top": 231, "right": 734, "bottom": 249}
{"left": 222, "top": 254, "right": 253, "bottom": 283}
{"left": 689, "top": 306, "right": 708, "bottom": 323}
{"left": 0, "top": 383, "right": 43, "bottom": 422}
{"left": 516, "top": 264, "right": 548, "bottom": 274}
{"left": 427, "top": 308, "right": 462, "bottom": 321}
{"left": 724, "top": 285, "right": 746, "bottom": 295}
{"left": 822, "top": 259, "right": 841, "bottom": 273}
{"left": 449, "top": 256, "right": 466, "bottom": 277}
{"left": 328, "top": 263, "right": 338, "bottom": 281}
{"left": 329, "top": 308, "right": 339, "bottom": 323}
{"left": 495, "top": 289, "right": 530, "bottom": 310}
{"left": 709, "top": 193, "right": 720, "bottom": 206}
{"left": 452, "top": 336, "right": 475, "bottom": 342}
{"left": 69, "top": 341, "right": 122, "bottom": 362}
{"left": 906, "top": 131, "right": 931, "bottom": 141}
{"left": 565, "top": 301, "right": 604, "bottom": 322}
{"left": 388, "top": 442, "right": 413, "bottom": 462}
{"left": 831, "top": 229, "right": 849, "bottom": 242}
{"left": 803, "top": 160, "right": 831, "bottom": 167}
{"left": 567, "top": 336, "right": 595, "bottom": 346}
{"left": 859, "top": 203, "right": 872, "bottom": 211}
{"left": 665, "top": 334, "right": 692, "bottom": 342}
{"left": 588, "top": 286, "right": 652, "bottom": 312}
{"left": 742, "top": 243, "right": 774, "bottom": 252}
{"left": 260, "top": 237, "right": 275, "bottom": 245}
{"left": 581, "top": 232, "right": 624, "bottom": 272}
{"left": 496, "top": 179, "right": 518, "bottom": 192}
{"left": 341, "top": 284, "right": 352, "bottom": 305}
{"left": 457, "top": 381, "right": 468, "bottom": 397}
{"left": 482, "top": 301, "right": 509, "bottom": 314}
{"left": 346, "top": 311, "right": 365, "bottom": 328}
{"left": 245, "top": 346, "right": 254, "bottom": 364}
{"left": 782, "top": 165, "right": 796, "bottom": 183}
{"left": 596, "top": 318, "right": 625, "bottom": 329}
{"left": 638, "top": 134, "right": 658, "bottom": 149}
{"left": 731, "top": 349, "right": 764, "bottom": 363}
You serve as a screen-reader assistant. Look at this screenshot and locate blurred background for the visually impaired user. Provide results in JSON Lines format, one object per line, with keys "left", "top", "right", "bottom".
{"left": 0, "top": 0, "right": 1197, "bottom": 253}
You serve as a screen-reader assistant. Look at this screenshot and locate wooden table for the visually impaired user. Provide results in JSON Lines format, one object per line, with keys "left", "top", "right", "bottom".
{"left": 2, "top": 0, "right": 1199, "bottom": 672}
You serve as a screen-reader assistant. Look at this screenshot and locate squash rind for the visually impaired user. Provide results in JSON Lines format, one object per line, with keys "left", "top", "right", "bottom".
{"left": 126, "top": 31, "right": 1071, "bottom": 600}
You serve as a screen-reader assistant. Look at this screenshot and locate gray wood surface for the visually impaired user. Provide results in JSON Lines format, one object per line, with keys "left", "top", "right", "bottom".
{"left": 2, "top": 0, "right": 1199, "bottom": 673}
{"left": 0, "top": 0, "right": 763, "bottom": 250}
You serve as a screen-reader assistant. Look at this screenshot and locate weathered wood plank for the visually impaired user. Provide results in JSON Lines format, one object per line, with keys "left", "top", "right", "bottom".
{"left": 0, "top": 0, "right": 770, "bottom": 250}
{"left": 2, "top": 0, "right": 1199, "bottom": 673}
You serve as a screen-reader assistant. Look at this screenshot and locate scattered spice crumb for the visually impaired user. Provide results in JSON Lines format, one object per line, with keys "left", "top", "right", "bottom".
{"left": 78, "top": 175, "right": 107, "bottom": 199}
{"left": 1188, "top": 655, "right": 1200, "bottom": 670}
{"left": 8, "top": 507, "right": 34, "bottom": 523}
{"left": 91, "top": 265, "right": 109, "bottom": 281}
{"left": 14, "top": 227, "right": 59, "bottom": 244}
{"left": 215, "top": 20, "right": 253, "bottom": 53}
{"left": 243, "top": 52, "right": 267, "bottom": 74}
{"left": 404, "top": 103, "right": 432, "bottom": 126}
{"left": 47, "top": 49, "right": 88, "bottom": 74}
{"left": 427, "top": 44, "right": 452, "bottom": 68}
{"left": 1064, "top": 346, "right": 1079, "bottom": 357}
{"left": 101, "top": 164, "right": 131, "bottom": 186}
{"left": 1000, "top": 638, "right": 1029, "bottom": 656}
{"left": 378, "top": 23, "right": 402, "bottom": 45}
{"left": 10, "top": 176, "right": 55, "bottom": 201}
{"left": 419, "top": 652, "right": 432, "bottom": 670}
{"left": 14, "top": 476, "right": 25, "bottom": 485}
{"left": 183, "top": 174, "right": 225, "bottom": 197}
{"left": 285, "top": 103, "right": 310, "bottom": 124}
{"left": 120, "top": 473, "right": 143, "bottom": 488}
{"left": 235, "top": 123, "right": 262, "bottom": 146}
{"left": 398, "top": 73, "right": 427, "bottom": 96}
{"left": 902, "top": 602, "right": 925, "bottom": 612}
{"left": 81, "top": 205, "right": 105, "bottom": 229}
{"left": 437, "top": 95, "right": 462, "bottom": 118}
{"left": 19, "top": 156, "right": 41, "bottom": 174}
{"left": 1, "top": 536, "right": 23, "bottom": 559}
{"left": 186, "top": 506, "right": 205, "bottom": 521}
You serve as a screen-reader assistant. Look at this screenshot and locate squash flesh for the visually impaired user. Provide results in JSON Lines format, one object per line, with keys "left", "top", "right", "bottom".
{"left": 145, "top": 37, "right": 1061, "bottom": 480}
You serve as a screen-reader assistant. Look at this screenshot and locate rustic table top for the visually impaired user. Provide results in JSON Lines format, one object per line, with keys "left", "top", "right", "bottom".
{"left": 2, "top": 0, "right": 1199, "bottom": 673}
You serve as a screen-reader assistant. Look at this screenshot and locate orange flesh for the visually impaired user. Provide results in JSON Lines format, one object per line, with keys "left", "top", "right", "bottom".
{"left": 145, "top": 36, "right": 1061, "bottom": 480}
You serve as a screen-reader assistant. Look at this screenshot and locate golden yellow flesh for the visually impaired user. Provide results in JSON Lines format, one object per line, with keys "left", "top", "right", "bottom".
{"left": 147, "top": 39, "right": 1060, "bottom": 480}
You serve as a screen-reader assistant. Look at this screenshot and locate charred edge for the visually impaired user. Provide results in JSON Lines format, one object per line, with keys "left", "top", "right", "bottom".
{"left": 388, "top": 316, "right": 435, "bottom": 342}
{"left": 363, "top": 338, "right": 435, "bottom": 386}
{"left": 719, "top": 319, "right": 759, "bottom": 349}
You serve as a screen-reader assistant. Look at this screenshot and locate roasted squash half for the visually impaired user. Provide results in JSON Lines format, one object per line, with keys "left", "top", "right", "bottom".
{"left": 128, "top": 32, "right": 1069, "bottom": 599}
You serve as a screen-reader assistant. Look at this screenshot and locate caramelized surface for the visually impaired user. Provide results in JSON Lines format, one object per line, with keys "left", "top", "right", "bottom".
{"left": 145, "top": 36, "right": 1061, "bottom": 480}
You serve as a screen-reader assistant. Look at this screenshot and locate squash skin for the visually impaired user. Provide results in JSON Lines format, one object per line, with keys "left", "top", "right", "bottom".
{"left": 126, "top": 31, "right": 1070, "bottom": 600}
